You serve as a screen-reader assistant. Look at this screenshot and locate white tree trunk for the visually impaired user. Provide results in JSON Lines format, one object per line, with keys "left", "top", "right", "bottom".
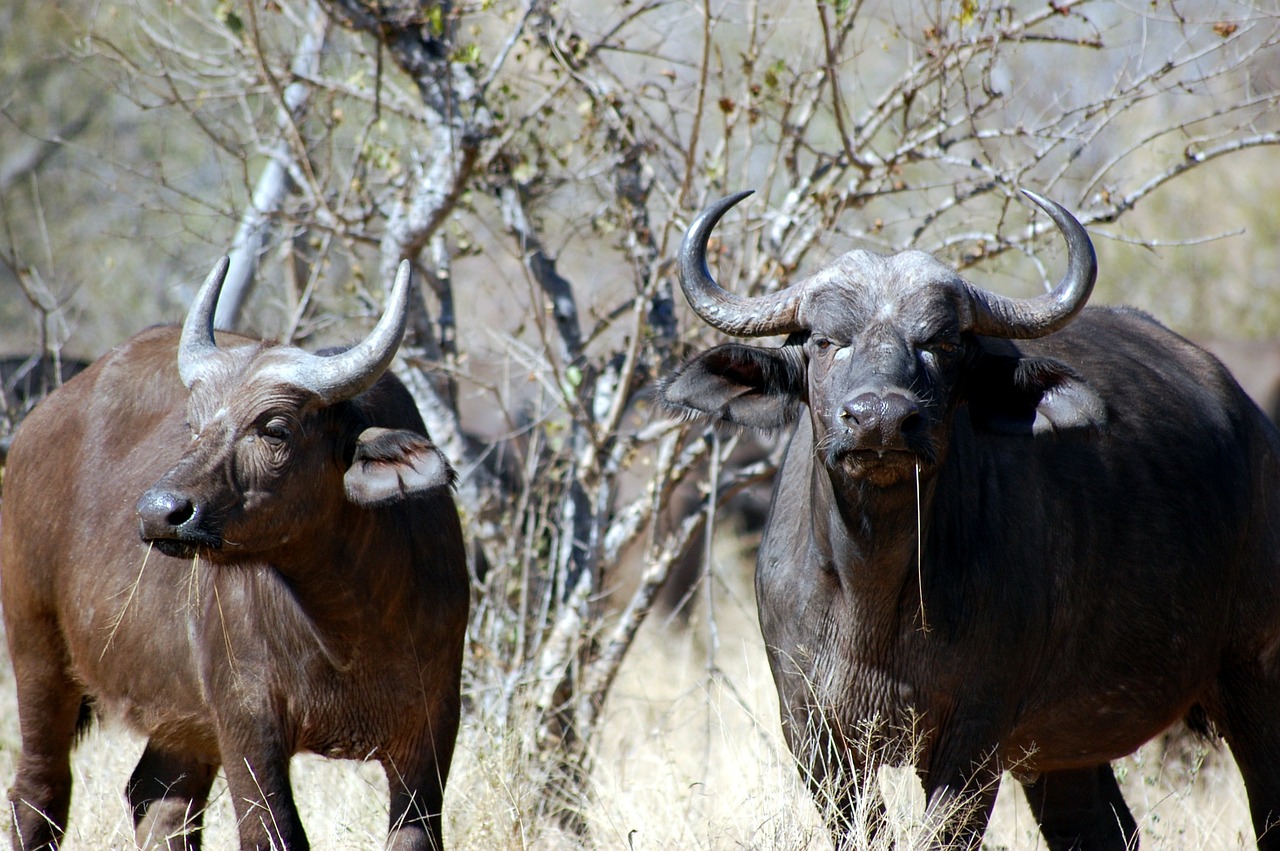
{"left": 214, "top": 0, "right": 328, "bottom": 331}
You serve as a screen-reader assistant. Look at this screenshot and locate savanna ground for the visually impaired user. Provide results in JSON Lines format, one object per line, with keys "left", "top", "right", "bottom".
{"left": 0, "top": 534, "right": 1256, "bottom": 850}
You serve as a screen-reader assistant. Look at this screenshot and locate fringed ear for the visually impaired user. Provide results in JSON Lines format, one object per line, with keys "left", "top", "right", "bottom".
{"left": 344, "top": 427, "right": 456, "bottom": 506}
{"left": 661, "top": 343, "right": 806, "bottom": 430}
{"left": 966, "top": 344, "right": 1106, "bottom": 437}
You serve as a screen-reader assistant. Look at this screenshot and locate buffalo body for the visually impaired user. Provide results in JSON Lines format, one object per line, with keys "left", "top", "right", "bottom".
{"left": 664, "top": 192, "right": 1280, "bottom": 849}
{"left": 0, "top": 262, "right": 468, "bottom": 851}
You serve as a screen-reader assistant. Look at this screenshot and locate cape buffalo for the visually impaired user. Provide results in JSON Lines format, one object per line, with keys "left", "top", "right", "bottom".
{"left": 0, "top": 353, "right": 90, "bottom": 460}
{"left": 0, "top": 260, "right": 469, "bottom": 850}
{"left": 0, "top": 352, "right": 89, "bottom": 421}
{"left": 662, "top": 191, "right": 1280, "bottom": 849}
{"left": 1199, "top": 337, "right": 1280, "bottom": 426}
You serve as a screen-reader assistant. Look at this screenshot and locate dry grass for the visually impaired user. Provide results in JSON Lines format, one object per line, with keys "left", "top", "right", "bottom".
{"left": 0, "top": 544, "right": 1258, "bottom": 849}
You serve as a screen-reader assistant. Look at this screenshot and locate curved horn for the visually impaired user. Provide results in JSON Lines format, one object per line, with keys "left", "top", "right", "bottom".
{"left": 265, "top": 259, "right": 415, "bottom": 404}
{"left": 968, "top": 190, "right": 1097, "bottom": 339}
{"left": 178, "top": 256, "right": 231, "bottom": 388}
{"left": 679, "top": 191, "right": 809, "bottom": 338}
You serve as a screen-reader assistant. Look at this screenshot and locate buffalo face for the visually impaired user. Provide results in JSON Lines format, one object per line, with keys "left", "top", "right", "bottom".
{"left": 136, "top": 259, "right": 454, "bottom": 560}
{"left": 794, "top": 265, "right": 973, "bottom": 486}
{"left": 137, "top": 365, "right": 336, "bottom": 560}
{"left": 663, "top": 190, "right": 1103, "bottom": 489}
{"left": 137, "top": 372, "right": 454, "bottom": 560}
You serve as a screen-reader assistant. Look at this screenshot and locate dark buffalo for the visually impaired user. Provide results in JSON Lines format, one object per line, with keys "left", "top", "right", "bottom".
{"left": 1199, "top": 337, "right": 1280, "bottom": 426}
{"left": 0, "top": 259, "right": 468, "bottom": 850}
{"left": 662, "top": 191, "right": 1280, "bottom": 849}
{"left": 0, "top": 352, "right": 89, "bottom": 418}
{"left": 607, "top": 409, "right": 774, "bottom": 619}
{"left": 0, "top": 353, "right": 90, "bottom": 458}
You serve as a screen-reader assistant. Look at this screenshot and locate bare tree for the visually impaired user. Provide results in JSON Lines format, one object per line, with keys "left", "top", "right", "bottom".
{"left": 8, "top": 0, "right": 1280, "bottom": 839}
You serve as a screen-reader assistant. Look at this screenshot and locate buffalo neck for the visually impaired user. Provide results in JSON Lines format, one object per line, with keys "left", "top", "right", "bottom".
{"left": 240, "top": 501, "right": 417, "bottom": 651}
{"left": 809, "top": 438, "right": 940, "bottom": 624}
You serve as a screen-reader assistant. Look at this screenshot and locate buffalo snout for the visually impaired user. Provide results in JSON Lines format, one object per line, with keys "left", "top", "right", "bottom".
{"left": 136, "top": 486, "right": 222, "bottom": 555}
{"left": 839, "top": 390, "right": 923, "bottom": 450}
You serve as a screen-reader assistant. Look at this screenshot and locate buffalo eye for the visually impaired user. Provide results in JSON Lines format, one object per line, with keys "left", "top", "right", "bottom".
{"left": 257, "top": 416, "right": 292, "bottom": 447}
{"left": 812, "top": 336, "right": 834, "bottom": 352}
{"left": 923, "top": 338, "right": 960, "bottom": 360}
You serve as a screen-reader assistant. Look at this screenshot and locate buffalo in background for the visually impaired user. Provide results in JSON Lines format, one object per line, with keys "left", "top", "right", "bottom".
{"left": 1200, "top": 338, "right": 1280, "bottom": 426}
{"left": 0, "top": 353, "right": 89, "bottom": 460}
{"left": 0, "top": 260, "right": 468, "bottom": 850}
{"left": 663, "top": 190, "right": 1280, "bottom": 849}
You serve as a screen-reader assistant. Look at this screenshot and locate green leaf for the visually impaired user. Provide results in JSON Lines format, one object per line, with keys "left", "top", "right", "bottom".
{"left": 763, "top": 58, "right": 786, "bottom": 89}
{"left": 452, "top": 42, "right": 481, "bottom": 66}
{"left": 215, "top": 1, "right": 243, "bottom": 37}
{"left": 427, "top": 6, "right": 445, "bottom": 37}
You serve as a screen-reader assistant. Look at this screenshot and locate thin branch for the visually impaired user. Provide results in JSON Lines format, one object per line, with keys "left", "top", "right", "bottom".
{"left": 215, "top": 0, "right": 330, "bottom": 330}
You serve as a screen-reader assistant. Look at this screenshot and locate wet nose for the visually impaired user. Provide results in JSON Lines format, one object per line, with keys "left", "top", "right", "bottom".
{"left": 839, "top": 392, "right": 922, "bottom": 446}
{"left": 136, "top": 487, "right": 198, "bottom": 539}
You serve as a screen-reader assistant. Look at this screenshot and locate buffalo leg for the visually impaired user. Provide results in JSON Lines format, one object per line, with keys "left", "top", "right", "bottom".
{"left": 918, "top": 780, "right": 998, "bottom": 851}
{"left": 1215, "top": 669, "right": 1280, "bottom": 849}
{"left": 6, "top": 633, "right": 83, "bottom": 850}
{"left": 770, "top": 649, "right": 887, "bottom": 845}
{"left": 917, "top": 752, "right": 1001, "bottom": 851}
{"left": 783, "top": 722, "right": 888, "bottom": 847}
{"left": 128, "top": 742, "right": 218, "bottom": 850}
{"left": 382, "top": 759, "right": 445, "bottom": 851}
{"left": 217, "top": 727, "right": 306, "bottom": 851}
{"left": 1020, "top": 764, "right": 1137, "bottom": 850}
{"left": 383, "top": 701, "right": 460, "bottom": 851}
{"left": 809, "top": 767, "right": 887, "bottom": 850}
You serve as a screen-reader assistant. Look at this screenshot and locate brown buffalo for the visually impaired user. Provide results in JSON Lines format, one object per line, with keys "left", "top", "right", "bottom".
{"left": 0, "top": 259, "right": 468, "bottom": 850}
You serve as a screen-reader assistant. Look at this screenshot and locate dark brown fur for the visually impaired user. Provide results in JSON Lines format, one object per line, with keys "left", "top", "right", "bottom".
{"left": 1, "top": 327, "right": 468, "bottom": 850}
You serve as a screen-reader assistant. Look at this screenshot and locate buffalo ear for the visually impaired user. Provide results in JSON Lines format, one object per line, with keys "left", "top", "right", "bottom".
{"left": 661, "top": 343, "right": 805, "bottom": 430}
{"left": 345, "top": 427, "right": 457, "bottom": 506}
{"left": 966, "top": 344, "right": 1107, "bottom": 436}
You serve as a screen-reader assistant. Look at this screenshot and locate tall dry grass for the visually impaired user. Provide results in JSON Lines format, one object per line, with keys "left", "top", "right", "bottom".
{"left": 0, "top": 539, "right": 1257, "bottom": 849}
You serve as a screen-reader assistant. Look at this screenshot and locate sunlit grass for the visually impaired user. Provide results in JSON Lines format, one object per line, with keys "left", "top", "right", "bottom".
{"left": 0, "top": 544, "right": 1257, "bottom": 849}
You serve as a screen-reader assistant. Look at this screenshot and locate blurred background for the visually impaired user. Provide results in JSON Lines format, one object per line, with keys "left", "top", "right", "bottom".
{"left": 5, "top": 1, "right": 1279, "bottom": 358}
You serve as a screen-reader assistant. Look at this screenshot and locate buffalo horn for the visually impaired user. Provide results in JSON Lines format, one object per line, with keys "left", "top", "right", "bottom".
{"left": 177, "top": 256, "right": 232, "bottom": 389}
{"left": 678, "top": 191, "right": 809, "bottom": 338}
{"left": 178, "top": 258, "right": 414, "bottom": 405}
{"left": 967, "top": 190, "right": 1097, "bottom": 339}
{"left": 263, "top": 259, "right": 415, "bottom": 404}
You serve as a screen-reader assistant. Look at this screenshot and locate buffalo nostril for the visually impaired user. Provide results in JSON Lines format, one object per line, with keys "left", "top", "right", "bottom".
{"left": 841, "top": 392, "right": 922, "bottom": 444}
{"left": 165, "top": 499, "right": 196, "bottom": 528}
{"left": 842, "top": 394, "right": 878, "bottom": 427}
{"left": 137, "top": 489, "right": 197, "bottom": 535}
{"left": 883, "top": 396, "right": 922, "bottom": 436}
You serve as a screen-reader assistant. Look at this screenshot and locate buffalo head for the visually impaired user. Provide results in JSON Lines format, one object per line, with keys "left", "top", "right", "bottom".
{"left": 136, "top": 259, "right": 453, "bottom": 559}
{"left": 663, "top": 190, "right": 1103, "bottom": 487}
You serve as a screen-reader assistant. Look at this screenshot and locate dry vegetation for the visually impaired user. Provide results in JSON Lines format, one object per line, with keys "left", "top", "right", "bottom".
{"left": 0, "top": 539, "right": 1258, "bottom": 849}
